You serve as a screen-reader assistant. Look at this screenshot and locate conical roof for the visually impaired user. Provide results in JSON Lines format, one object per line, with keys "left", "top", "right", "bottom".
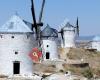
{"left": 0, "top": 15, "right": 33, "bottom": 33}
{"left": 60, "top": 22, "right": 75, "bottom": 32}
{"left": 41, "top": 24, "right": 58, "bottom": 37}
{"left": 63, "top": 22, "right": 74, "bottom": 29}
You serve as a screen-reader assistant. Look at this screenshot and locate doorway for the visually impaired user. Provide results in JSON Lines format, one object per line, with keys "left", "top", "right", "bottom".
{"left": 13, "top": 61, "right": 20, "bottom": 74}
{"left": 46, "top": 52, "right": 50, "bottom": 59}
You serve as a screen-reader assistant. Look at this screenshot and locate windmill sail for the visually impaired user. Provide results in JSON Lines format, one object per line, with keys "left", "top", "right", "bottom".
{"left": 38, "top": 0, "right": 45, "bottom": 23}
{"left": 59, "top": 29, "right": 65, "bottom": 47}
{"left": 76, "top": 17, "right": 79, "bottom": 36}
{"left": 31, "top": 0, "right": 38, "bottom": 35}
{"left": 31, "top": 0, "right": 45, "bottom": 46}
{"left": 38, "top": 0, "right": 45, "bottom": 46}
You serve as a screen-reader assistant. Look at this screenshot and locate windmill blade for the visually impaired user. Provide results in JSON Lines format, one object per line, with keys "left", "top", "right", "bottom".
{"left": 59, "top": 29, "right": 65, "bottom": 46}
{"left": 38, "top": 0, "right": 45, "bottom": 46}
{"left": 31, "top": 0, "right": 38, "bottom": 37}
{"left": 38, "top": 0, "right": 45, "bottom": 38}
{"left": 61, "top": 31, "right": 65, "bottom": 47}
{"left": 38, "top": 0, "right": 45, "bottom": 23}
{"left": 77, "top": 25, "right": 79, "bottom": 36}
{"left": 76, "top": 17, "right": 79, "bottom": 36}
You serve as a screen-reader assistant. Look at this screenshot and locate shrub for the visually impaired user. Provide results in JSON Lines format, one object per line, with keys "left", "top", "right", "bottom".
{"left": 59, "top": 69, "right": 64, "bottom": 73}
{"left": 82, "top": 69, "right": 93, "bottom": 79}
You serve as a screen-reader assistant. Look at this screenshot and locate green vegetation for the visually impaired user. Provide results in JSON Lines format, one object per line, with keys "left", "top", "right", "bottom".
{"left": 59, "top": 69, "right": 64, "bottom": 73}
{"left": 82, "top": 68, "right": 93, "bottom": 79}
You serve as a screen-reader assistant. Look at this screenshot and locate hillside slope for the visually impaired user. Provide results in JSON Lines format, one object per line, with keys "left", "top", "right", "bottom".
{"left": 67, "top": 48, "right": 100, "bottom": 76}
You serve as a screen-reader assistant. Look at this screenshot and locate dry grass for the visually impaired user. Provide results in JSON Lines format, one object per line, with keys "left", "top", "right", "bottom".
{"left": 66, "top": 48, "right": 100, "bottom": 77}
{"left": 62, "top": 63, "right": 90, "bottom": 76}
{"left": 33, "top": 63, "right": 57, "bottom": 73}
{"left": 32, "top": 48, "right": 100, "bottom": 77}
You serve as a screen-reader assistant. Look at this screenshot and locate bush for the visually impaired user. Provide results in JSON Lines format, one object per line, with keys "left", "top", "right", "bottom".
{"left": 82, "top": 69, "right": 93, "bottom": 79}
{"left": 59, "top": 69, "right": 64, "bottom": 73}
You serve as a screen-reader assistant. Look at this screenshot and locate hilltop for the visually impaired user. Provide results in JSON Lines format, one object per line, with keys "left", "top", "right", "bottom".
{"left": 66, "top": 48, "right": 100, "bottom": 77}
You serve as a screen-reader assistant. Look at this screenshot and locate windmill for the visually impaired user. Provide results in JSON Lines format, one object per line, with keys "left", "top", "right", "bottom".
{"left": 59, "top": 18, "right": 80, "bottom": 47}
{"left": 58, "top": 18, "right": 69, "bottom": 47}
{"left": 31, "top": 0, "right": 45, "bottom": 47}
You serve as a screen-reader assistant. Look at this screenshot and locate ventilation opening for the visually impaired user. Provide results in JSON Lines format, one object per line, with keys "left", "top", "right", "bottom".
{"left": 13, "top": 61, "right": 20, "bottom": 74}
{"left": 46, "top": 52, "right": 50, "bottom": 59}
{"left": 11, "top": 36, "right": 14, "bottom": 38}
{"left": 15, "top": 51, "right": 18, "bottom": 55}
{"left": 47, "top": 45, "right": 49, "bottom": 47}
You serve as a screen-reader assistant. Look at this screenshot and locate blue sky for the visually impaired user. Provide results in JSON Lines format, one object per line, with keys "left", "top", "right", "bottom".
{"left": 0, "top": 0, "right": 100, "bottom": 36}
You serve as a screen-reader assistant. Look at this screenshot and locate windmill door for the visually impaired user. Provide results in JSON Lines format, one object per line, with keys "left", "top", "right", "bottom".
{"left": 46, "top": 52, "right": 50, "bottom": 59}
{"left": 13, "top": 61, "right": 20, "bottom": 74}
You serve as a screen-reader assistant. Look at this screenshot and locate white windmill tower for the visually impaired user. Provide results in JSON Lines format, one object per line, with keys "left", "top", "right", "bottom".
{"left": 92, "top": 36, "right": 100, "bottom": 51}
{"left": 59, "top": 18, "right": 79, "bottom": 48}
{"left": 41, "top": 24, "right": 59, "bottom": 60}
{"left": 0, "top": 15, "right": 37, "bottom": 76}
{"left": 0, "top": 0, "right": 46, "bottom": 76}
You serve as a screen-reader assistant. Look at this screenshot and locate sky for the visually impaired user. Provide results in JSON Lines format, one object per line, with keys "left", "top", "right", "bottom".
{"left": 0, "top": 0, "right": 100, "bottom": 36}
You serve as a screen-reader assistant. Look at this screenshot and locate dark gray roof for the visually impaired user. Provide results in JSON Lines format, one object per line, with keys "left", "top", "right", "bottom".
{"left": 62, "top": 22, "right": 74, "bottom": 29}
{"left": 41, "top": 24, "right": 58, "bottom": 38}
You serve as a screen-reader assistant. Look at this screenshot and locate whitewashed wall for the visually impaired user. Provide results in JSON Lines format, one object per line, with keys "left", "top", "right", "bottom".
{"left": 92, "top": 41, "right": 100, "bottom": 51}
{"left": 0, "top": 33, "right": 37, "bottom": 75}
{"left": 63, "top": 27, "right": 75, "bottom": 48}
{"left": 41, "top": 39, "right": 58, "bottom": 60}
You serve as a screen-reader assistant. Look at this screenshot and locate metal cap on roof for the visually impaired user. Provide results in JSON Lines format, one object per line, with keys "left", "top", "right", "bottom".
{"left": 62, "top": 22, "right": 74, "bottom": 28}
{"left": 61, "top": 22, "right": 75, "bottom": 31}
{"left": 41, "top": 24, "right": 58, "bottom": 38}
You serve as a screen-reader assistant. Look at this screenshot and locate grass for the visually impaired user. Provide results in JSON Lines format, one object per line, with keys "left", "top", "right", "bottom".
{"left": 64, "top": 48, "right": 100, "bottom": 77}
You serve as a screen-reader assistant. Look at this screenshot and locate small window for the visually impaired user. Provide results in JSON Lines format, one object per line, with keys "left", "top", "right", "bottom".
{"left": 12, "top": 36, "right": 14, "bottom": 38}
{"left": 27, "top": 35, "right": 30, "bottom": 39}
{"left": 66, "top": 72, "right": 68, "bottom": 74}
{"left": 0, "top": 35, "right": 3, "bottom": 38}
{"left": 15, "top": 52, "right": 18, "bottom": 55}
{"left": 47, "top": 45, "right": 49, "bottom": 47}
